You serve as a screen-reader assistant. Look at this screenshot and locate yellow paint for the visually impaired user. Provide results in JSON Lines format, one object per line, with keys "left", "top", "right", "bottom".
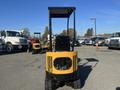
{"left": 46, "top": 51, "right": 78, "bottom": 75}
{"left": 32, "top": 43, "right": 41, "bottom": 49}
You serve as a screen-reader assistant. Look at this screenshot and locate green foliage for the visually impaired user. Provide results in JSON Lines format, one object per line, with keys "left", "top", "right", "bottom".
{"left": 84, "top": 28, "right": 93, "bottom": 37}
{"left": 42, "top": 26, "right": 49, "bottom": 41}
{"left": 68, "top": 28, "right": 75, "bottom": 39}
{"left": 20, "top": 28, "right": 30, "bottom": 38}
{"left": 60, "top": 30, "right": 67, "bottom": 36}
{"left": 60, "top": 28, "right": 76, "bottom": 39}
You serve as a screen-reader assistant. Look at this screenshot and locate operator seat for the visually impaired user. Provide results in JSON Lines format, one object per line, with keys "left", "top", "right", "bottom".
{"left": 55, "top": 35, "right": 70, "bottom": 51}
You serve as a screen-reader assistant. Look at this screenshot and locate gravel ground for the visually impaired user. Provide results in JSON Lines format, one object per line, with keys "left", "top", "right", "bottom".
{"left": 0, "top": 46, "right": 120, "bottom": 90}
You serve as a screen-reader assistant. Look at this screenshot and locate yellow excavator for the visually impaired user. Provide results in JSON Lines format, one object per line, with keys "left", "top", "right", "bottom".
{"left": 45, "top": 7, "right": 81, "bottom": 90}
{"left": 31, "top": 32, "right": 42, "bottom": 54}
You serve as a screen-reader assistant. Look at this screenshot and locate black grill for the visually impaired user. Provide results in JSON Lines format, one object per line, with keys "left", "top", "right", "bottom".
{"left": 54, "top": 57, "right": 72, "bottom": 70}
{"left": 110, "top": 39, "right": 119, "bottom": 47}
{"left": 35, "top": 45, "right": 40, "bottom": 48}
{"left": 20, "top": 39, "right": 27, "bottom": 43}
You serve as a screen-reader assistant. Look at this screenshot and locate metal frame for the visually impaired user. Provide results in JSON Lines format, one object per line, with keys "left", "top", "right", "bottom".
{"left": 48, "top": 7, "right": 76, "bottom": 51}
{"left": 34, "top": 32, "right": 41, "bottom": 38}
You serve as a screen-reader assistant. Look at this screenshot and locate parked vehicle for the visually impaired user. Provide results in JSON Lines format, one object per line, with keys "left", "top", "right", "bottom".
{"left": 0, "top": 38, "right": 6, "bottom": 53}
{"left": 70, "top": 40, "right": 81, "bottom": 47}
{"left": 78, "top": 38, "right": 85, "bottom": 44}
{"left": 108, "top": 32, "right": 120, "bottom": 49}
{"left": 74, "top": 40, "right": 81, "bottom": 46}
{"left": 30, "top": 32, "right": 42, "bottom": 54}
{"left": 105, "top": 35, "right": 116, "bottom": 46}
{"left": 0, "top": 30, "right": 28, "bottom": 53}
{"left": 105, "top": 38, "right": 111, "bottom": 46}
{"left": 92, "top": 37, "right": 106, "bottom": 46}
{"left": 83, "top": 38, "right": 93, "bottom": 45}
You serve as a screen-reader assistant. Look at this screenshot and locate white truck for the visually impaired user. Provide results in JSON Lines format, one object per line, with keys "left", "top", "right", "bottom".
{"left": 108, "top": 32, "right": 120, "bottom": 49}
{"left": 0, "top": 38, "right": 6, "bottom": 53}
{"left": 0, "top": 30, "right": 28, "bottom": 53}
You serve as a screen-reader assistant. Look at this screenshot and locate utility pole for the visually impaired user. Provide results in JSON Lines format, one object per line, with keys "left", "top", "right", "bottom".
{"left": 91, "top": 18, "right": 96, "bottom": 36}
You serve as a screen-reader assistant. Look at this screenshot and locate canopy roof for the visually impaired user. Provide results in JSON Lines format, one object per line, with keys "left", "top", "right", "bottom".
{"left": 48, "top": 7, "right": 76, "bottom": 18}
{"left": 34, "top": 32, "right": 41, "bottom": 34}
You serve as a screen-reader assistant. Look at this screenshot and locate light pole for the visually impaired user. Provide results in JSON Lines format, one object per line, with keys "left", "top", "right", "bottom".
{"left": 91, "top": 18, "right": 96, "bottom": 36}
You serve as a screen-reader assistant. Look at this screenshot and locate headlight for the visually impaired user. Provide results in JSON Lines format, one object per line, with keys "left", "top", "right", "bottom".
{"left": 98, "top": 41, "right": 102, "bottom": 44}
{"left": 14, "top": 42, "right": 20, "bottom": 44}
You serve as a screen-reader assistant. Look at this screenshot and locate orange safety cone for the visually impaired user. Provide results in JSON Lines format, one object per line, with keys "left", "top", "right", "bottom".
{"left": 96, "top": 43, "right": 99, "bottom": 49}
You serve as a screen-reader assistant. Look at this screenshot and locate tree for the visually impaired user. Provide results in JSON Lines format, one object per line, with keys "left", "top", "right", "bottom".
{"left": 20, "top": 28, "right": 30, "bottom": 38}
{"left": 42, "top": 26, "right": 49, "bottom": 41}
{"left": 60, "top": 30, "right": 67, "bottom": 36}
{"left": 68, "top": 28, "right": 76, "bottom": 39}
{"left": 60, "top": 28, "right": 76, "bottom": 40}
{"left": 84, "top": 28, "right": 93, "bottom": 37}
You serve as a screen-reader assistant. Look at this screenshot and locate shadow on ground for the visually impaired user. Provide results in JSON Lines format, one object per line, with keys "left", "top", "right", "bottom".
{"left": 55, "top": 58, "right": 99, "bottom": 90}
{"left": 79, "top": 58, "right": 99, "bottom": 88}
{"left": 116, "top": 87, "right": 120, "bottom": 90}
{"left": 108, "top": 48, "right": 120, "bottom": 50}
{"left": 0, "top": 50, "right": 46, "bottom": 56}
{"left": 0, "top": 50, "right": 27, "bottom": 56}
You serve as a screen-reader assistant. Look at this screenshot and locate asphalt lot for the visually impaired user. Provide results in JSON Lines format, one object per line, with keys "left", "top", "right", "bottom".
{"left": 0, "top": 46, "right": 120, "bottom": 90}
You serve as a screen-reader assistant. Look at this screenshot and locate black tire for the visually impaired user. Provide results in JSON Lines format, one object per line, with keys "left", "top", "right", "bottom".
{"left": 72, "top": 70, "right": 81, "bottom": 89}
{"left": 23, "top": 48, "right": 28, "bottom": 52}
{"left": 6, "top": 43, "right": 13, "bottom": 53}
{"left": 45, "top": 76, "right": 54, "bottom": 90}
{"left": 32, "top": 50, "right": 35, "bottom": 54}
{"left": 108, "top": 47, "right": 112, "bottom": 49}
{"left": 72, "top": 79, "right": 81, "bottom": 89}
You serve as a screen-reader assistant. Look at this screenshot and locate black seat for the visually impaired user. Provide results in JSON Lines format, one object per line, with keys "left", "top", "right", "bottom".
{"left": 55, "top": 35, "right": 70, "bottom": 51}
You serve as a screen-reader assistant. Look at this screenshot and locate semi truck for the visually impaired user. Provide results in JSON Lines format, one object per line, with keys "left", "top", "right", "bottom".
{"left": 0, "top": 38, "right": 6, "bottom": 53}
{"left": 0, "top": 30, "right": 28, "bottom": 53}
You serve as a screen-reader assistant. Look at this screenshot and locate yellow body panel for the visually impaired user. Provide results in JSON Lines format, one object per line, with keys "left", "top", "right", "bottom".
{"left": 32, "top": 43, "right": 41, "bottom": 49}
{"left": 46, "top": 51, "right": 77, "bottom": 75}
